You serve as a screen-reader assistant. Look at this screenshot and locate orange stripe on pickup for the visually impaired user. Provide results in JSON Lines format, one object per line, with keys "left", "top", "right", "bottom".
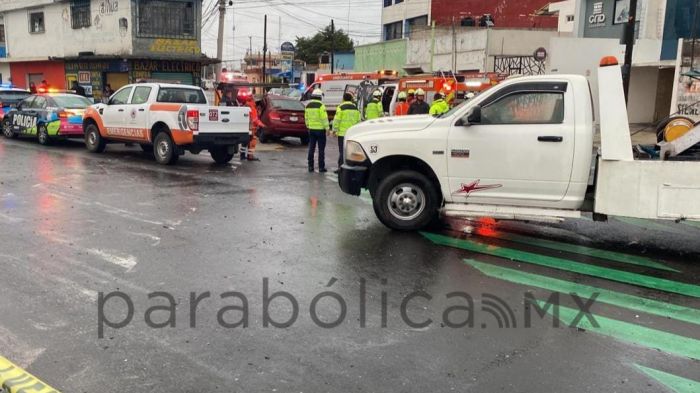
{"left": 150, "top": 103, "right": 184, "bottom": 112}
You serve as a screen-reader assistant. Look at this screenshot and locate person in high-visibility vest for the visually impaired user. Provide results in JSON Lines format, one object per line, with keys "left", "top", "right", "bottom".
{"left": 365, "top": 90, "right": 384, "bottom": 120}
{"left": 240, "top": 95, "right": 265, "bottom": 161}
{"left": 332, "top": 93, "right": 362, "bottom": 173}
{"left": 305, "top": 88, "right": 330, "bottom": 173}
{"left": 429, "top": 92, "right": 450, "bottom": 117}
{"left": 394, "top": 91, "right": 409, "bottom": 116}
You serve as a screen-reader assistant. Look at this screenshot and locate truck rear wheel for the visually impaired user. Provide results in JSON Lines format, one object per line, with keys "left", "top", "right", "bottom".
{"left": 373, "top": 170, "right": 440, "bottom": 231}
{"left": 210, "top": 146, "right": 234, "bottom": 164}
{"left": 84, "top": 123, "right": 105, "bottom": 153}
{"left": 154, "top": 132, "right": 179, "bottom": 165}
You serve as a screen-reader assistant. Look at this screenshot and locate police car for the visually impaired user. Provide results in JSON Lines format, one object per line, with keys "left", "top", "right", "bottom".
{"left": 0, "top": 85, "right": 31, "bottom": 122}
{"left": 1, "top": 91, "right": 93, "bottom": 145}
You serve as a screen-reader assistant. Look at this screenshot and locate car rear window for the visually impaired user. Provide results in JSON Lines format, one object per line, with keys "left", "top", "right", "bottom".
{"left": 51, "top": 95, "right": 93, "bottom": 109}
{"left": 157, "top": 88, "right": 206, "bottom": 104}
{"left": 0, "top": 91, "right": 31, "bottom": 105}
{"left": 270, "top": 99, "right": 304, "bottom": 111}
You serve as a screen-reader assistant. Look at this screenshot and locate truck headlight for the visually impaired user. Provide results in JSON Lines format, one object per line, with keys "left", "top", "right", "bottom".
{"left": 345, "top": 141, "right": 367, "bottom": 164}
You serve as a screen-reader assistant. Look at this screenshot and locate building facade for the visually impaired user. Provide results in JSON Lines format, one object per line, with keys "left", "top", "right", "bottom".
{"left": 0, "top": 0, "right": 209, "bottom": 101}
{"left": 381, "top": 0, "right": 558, "bottom": 41}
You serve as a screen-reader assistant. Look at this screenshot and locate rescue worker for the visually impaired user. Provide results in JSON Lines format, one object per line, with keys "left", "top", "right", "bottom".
{"left": 240, "top": 95, "right": 265, "bottom": 161}
{"left": 305, "top": 88, "right": 330, "bottom": 173}
{"left": 332, "top": 93, "right": 361, "bottom": 173}
{"left": 429, "top": 92, "right": 450, "bottom": 117}
{"left": 408, "top": 88, "right": 430, "bottom": 115}
{"left": 365, "top": 90, "right": 383, "bottom": 120}
{"left": 407, "top": 89, "right": 416, "bottom": 106}
{"left": 394, "top": 91, "right": 409, "bottom": 116}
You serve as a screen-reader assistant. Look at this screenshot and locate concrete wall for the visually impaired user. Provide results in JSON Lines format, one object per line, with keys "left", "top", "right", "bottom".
{"left": 485, "top": 29, "right": 559, "bottom": 71}
{"left": 0, "top": 63, "right": 10, "bottom": 83}
{"left": 381, "top": 0, "right": 431, "bottom": 25}
{"left": 548, "top": 36, "right": 663, "bottom": 123}
{"left": 354, "top": 39, "right": 408, "bottom": 73}
{"left": 406, "top": 27, "right": 557, "bottom": 73}
{"left": 3, "top": 0, "right": 132, "bottom": 60}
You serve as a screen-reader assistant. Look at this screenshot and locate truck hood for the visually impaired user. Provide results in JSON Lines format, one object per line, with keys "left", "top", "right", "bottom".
{"left": 346, "top": 115, "right": 436, "bottom": 139}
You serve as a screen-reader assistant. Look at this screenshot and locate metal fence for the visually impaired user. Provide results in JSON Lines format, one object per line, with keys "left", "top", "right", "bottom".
{"left": 494, "top": 56, "right": 545, "bottom": 76}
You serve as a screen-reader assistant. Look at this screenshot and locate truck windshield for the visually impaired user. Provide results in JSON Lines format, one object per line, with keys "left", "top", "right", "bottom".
{"left": 439, "top": 100, "right": 469, "bottom": 118}
{"left": 157, "top": 88, "right": 206, "bottom": 104}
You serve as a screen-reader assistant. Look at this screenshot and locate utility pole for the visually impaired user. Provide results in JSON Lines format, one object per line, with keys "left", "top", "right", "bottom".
{"left": 215, "top": 0, "right": 227, "bottom": 78}
{"left": 231, "top": 2, "right": 235, "bottom": 70}
{"left": 249, "top": 36, "right": 252, "bottom": 56}
{"left": 331, "top": 19, "right": 335, "bottom": 74}
{"left": 262, "top": 14, "right": 268, "bottom": 84}
{"left": 621, "top": 0, "right": 638, "bottom": 103}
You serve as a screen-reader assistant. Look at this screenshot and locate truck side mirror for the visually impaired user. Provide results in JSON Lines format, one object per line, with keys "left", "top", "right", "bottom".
{"left": 458, "top": 105, "right": 481, "bottom": 126}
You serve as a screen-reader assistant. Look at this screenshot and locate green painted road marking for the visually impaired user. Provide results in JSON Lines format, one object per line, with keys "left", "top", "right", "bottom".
{"left": 465, "top": 259, "right": 700, "bottom": 325}
{"left": 480, "top": 231, "right": 678, "bottom": 272}
{"left": 634, "top": 364, "right": 700, "bottom": 393}
{"left": 683, "top": 220, "right": 700, "bottom": 230}
{"left": 538, "top": 301, "right": 700, "bottom": 361}
{"left": 422, "top": 232, "right": 700, "bottom": 298}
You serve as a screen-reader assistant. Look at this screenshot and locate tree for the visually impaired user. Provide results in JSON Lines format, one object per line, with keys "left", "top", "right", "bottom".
{"left": 295, "top": 23, "right": 354, "bottom": 65}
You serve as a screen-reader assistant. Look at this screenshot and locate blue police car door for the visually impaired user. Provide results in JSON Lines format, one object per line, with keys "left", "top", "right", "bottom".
{"left": 8, "top": 96, "right": 37, "bottom": 136}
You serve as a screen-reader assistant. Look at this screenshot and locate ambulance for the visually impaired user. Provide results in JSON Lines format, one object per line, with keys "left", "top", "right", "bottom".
{"left": 301, "top": 70, "right": 399, "bottom": 114}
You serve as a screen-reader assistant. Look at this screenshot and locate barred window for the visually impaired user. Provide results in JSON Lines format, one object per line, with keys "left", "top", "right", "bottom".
{"left": 71, "top": 0, "right": 91, "bottom": 29}
{"left": 138, "top": 0, "right": 195, "bottom": 38}
{"left": 0, "top": 24, "right": 5, "bottom": 43}
{"left": 29, "top": 11, "right": 44, "bottom": 34}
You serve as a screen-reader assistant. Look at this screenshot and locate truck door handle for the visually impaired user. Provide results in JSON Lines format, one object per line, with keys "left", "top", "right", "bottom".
{"left": 138, "top": 109, "right": 145, "bottom": 112}
{"left": 538, "top": 136, "right": 563, "bottom": 142}
{"left": 118, "top": 109, "right": 124, "bottom": 112}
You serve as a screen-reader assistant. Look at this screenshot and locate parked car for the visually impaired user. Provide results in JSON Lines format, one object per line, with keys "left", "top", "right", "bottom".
{"left": 2, "top": 92, "right": 92, "bottom": 145}
{"left": 0, "top": 86, "right": 31, "bottom": 121}
{"left": 257, "top": 95, "right": 308, "bottom": 144}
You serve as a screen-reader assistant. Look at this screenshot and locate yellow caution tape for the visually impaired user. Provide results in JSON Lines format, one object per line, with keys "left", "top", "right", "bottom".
{"left": 0, "top": 356, "right": 60, "bottom": 393}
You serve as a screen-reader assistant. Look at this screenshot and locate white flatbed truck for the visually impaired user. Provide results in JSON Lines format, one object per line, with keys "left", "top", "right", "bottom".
{"left": 338, "top": 57, "right": 700, "bottom": 230}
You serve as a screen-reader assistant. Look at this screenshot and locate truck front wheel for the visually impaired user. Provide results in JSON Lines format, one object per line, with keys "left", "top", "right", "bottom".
{"left": 373, "top": 170, "right": 440, "bottom": 231}
{"left": 210, "top": 146, "right": 234, "bottom": 164}
{"left": 154, "top": 132, "right": 179, "bottom": 165}
{"left": 84, "top": 123, "right": 105, "bottom": 153}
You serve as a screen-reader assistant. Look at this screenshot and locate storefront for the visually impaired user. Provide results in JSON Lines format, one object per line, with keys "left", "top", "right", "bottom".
{"left": 63, "top": 57, "right": 207, "bottom": 102}
{"left": 9, "top": 61, "right": 66, "bottom": 90}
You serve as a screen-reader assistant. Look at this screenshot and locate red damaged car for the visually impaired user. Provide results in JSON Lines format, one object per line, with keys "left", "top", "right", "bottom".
{"left": 257, "top": 96, "right": 308, "bottom": 144}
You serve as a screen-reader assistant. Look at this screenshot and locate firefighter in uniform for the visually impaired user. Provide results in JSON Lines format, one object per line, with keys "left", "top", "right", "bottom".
{"left": 407, "top": 89, "right": 416, "bottom": 106}
{"left": 429, "top": 92, "right": 450, "bottom": 117}
{"left": 241, "top": 95, "right": 265, "bottom": 161}
{"left": 365, "top": 90, "right": 384, "bottom": 120}
{"left": 394, "top": 91, "right": 409, "bottom": 116}
{"left": 332, "top": 93, "right": 361, "bottom": 173}
{"left": 408, "top": 88, "right": 430, "bottom": 115}
{"left": 305, "top": 88, "right": 330, "bottom": 173}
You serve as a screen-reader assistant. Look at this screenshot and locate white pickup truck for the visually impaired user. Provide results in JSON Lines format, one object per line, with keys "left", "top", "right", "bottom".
{"left": 338, "top": 58, "right": 700, "bottom": 230}
{"left": 83, "top": 83, "right": 250, "bottom": 165}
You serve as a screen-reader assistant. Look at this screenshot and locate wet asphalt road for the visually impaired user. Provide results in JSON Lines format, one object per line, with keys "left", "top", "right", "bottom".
{"left": 0, "top": 136, "right": 699, "bottom": 393}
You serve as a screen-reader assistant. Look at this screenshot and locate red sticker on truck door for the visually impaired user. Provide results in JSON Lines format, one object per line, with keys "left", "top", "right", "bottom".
{"left": 209, "top": 109, "right": 219, "bottom": 121}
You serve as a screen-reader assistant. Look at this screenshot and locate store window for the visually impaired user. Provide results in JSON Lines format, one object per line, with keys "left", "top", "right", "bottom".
{"left": 71, "top": 0, "right": 92, "bottom": 29}
{"left": 138, "top": 0, "right": 195, "bottom": 38}
{"left": 29, "top": 11, "right": 45, "bottom": 34}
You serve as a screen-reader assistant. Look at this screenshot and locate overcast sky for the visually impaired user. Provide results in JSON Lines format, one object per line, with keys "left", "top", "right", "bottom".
{"left": 201, "top": 0, "right": 383, "bottom": 69}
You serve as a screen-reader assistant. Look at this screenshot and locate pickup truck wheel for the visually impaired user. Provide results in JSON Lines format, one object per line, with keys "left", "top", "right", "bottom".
{"left": 154, "top": 132, "right": 179, "bottom": 165}
{"left": 373, "top": 170, "right": 440, "bottom": 231}
{"left": 257, "top": 128, "right": 269, "bottom": 143}
{"left": 2, "top": 119, "right": 16, "bottom": 139}
{"left": 84, "top": 123, "right": 105, "bottom": 153}
{"left": 37, "top": 124, "right": 52, "bottom": 146}
{"left": 210, "top": 146, "right": 234, "bottom": 164}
